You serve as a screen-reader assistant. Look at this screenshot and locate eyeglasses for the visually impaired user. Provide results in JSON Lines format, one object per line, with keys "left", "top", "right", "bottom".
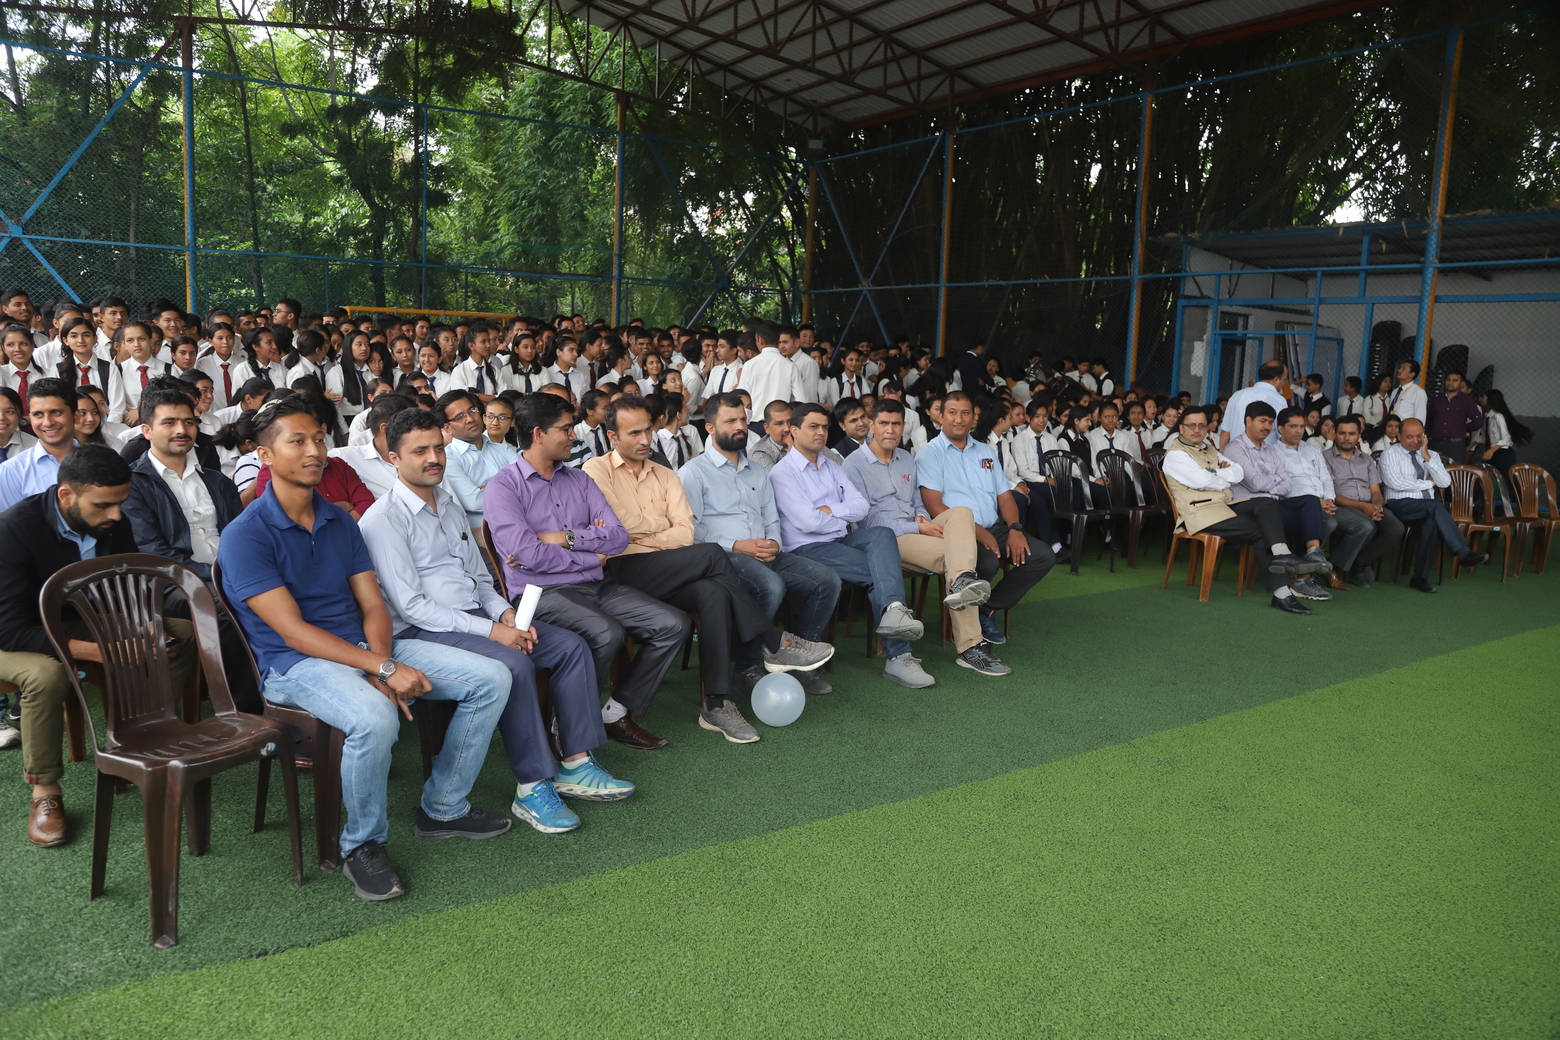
{"left": 484, "top": 413, "right": 514, "bottom": 424}
{"left": 447, "top": 407, "right": 481, "bottom": 422}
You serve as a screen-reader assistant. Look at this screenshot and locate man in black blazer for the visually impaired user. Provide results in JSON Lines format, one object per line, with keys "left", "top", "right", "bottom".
{"left": 0, "top": 446, "right": 196, "bottom": 846}
{"left": 122, "top": 386, "right": 258, "bottom": 711}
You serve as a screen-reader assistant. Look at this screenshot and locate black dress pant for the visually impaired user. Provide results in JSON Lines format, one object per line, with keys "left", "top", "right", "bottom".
{"left": 606, "top": 543, "right": 771, "bottom": 703}
{"left": 976, "top": 523, "right": 1056, "bottom": 611}
{"left": 1200, "top": 498, "right": 1288, "bottom": 593}
{"left": 1385, "top": 497, "right": 1473, "bottom": 580}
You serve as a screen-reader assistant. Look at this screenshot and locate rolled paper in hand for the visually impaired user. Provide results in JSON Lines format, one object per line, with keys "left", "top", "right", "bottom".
{"left": 514, "top": 583, "right": 544, "bottom": 631}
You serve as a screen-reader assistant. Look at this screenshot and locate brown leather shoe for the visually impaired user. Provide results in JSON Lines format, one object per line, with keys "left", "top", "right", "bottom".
{"left": 1325, "top": 572, "right": 1350, "bottom": 591}
{"left": 28, "top": 793, "right": 67, "bottom": 847}
{"left": 604, "top": 712, "right": 667, "bottom": 750}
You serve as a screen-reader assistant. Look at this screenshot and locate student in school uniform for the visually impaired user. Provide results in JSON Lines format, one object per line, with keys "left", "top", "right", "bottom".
{"left": 1, "top": 323, "right": 49, "bottom": 408}
{"left": 232, "top": 326, "right": 288, "bottom": 389}
{"left": 55, "top": 316, "right": 128, "bottom": 423}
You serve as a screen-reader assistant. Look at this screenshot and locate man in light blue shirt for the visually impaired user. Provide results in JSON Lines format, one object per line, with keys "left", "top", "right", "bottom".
{"left": 0, "top": 378, "right": 78, "bottom": 510}
{"left": 769, "top": 402, "right": 930, "bottom": 688}
{"left": 438, "top": 389, "right": 518, "bottom": 527}
{"left": 361, "top": 408, "right": 632, "bottom": 836}
{"left": 1220, "top": 359, "right": 1291, "bottom": 449}
{"left": 681, "top": 393, "right": 840, "bottom": 695}
{"left": 916, "top": 392, "right": 1054, "bottom": 644}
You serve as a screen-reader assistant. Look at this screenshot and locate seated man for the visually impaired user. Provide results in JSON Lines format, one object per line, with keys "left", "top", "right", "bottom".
{"left": 120, "top": 386, "right": 259, "bottom": 712}
{"left": 437, "top": 389, "right": 518, "bottom": 527}
{"left": 0, "top": 446, "right": 196, "bottom": 846}
{"left": 361, "top": 409, "right": 630, "bottom": 837}
{"left": 484, "top": 391, "right": 687, "bottom": 751}
{"left": 0, "top": 377, "right": 78, "bottom": 510}
{"left": 748, "top": 399, "right": 793, "bottom": 471}
{"left": 916, "top": 392, "right": 1055, "bottom": 646}
{"left": 1379, "top": 417, "right": 1489, "bottom": 593}
{"left": 844, "top": 399, "right": 1009, "bottom": 677}
{"left": 218, "top": 396, "right": 513, "bottom": 903}
{"left": 585, "top": 396, "right": 832, "bottom": 743}
{"left": 1222, "top": 402, "right": 1335, "bottom": 602}
{"left": 770, "top": 403, "right": 930, "bottom": 688}
{"left": 1272, "top": 406, "right": 1349, "bottom": 600}
{"left": 1323, "top": 415, "right": 1405, "bottom": 588}
{"left": 1160, "top": 406, "right": 1322, "bottom": 615}
{"left": 679, "top": 392, "right": 841, "bottom": 697}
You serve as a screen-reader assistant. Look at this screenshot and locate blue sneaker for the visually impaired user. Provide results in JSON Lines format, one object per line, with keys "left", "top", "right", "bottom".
{"left": 979, "top": 610, "right": 1008, "bottom": 645}
{"left": 553, "top": 752, "right": 636, "bottom": 802}
{"left": 510, "top": 779, "right": 581, "bottom": 833}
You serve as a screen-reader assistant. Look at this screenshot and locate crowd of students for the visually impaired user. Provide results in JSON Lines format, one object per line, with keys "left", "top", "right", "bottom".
{"left": 0, "top": 289, "right": 1529, "bottom": 899}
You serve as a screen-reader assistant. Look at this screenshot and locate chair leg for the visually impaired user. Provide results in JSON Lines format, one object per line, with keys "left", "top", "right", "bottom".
{"left": 1126, "top": 513, "right": 1143, "bottom": 569}
{"left": 1070, "top": 517, "right": 1084, "bottom": 575}
{"left": 90, "top": 770, "right": 115, "bottom": 900}
{"left": 65, "top": 693, "right": 87, "bottom": 763}
{"left": 277, "top": 737, "right": 306, "bottom": 886}
{"left": 1162, "top": 537, "right": 1179, "bottom": 590}
{"left": 253, "top": 756, "right": 271, "bottom": 834}
{"left": 1199, "top": 543, "right": 1218, "bottom": 602}
{"left": 186, "top": 777, "right": 212, "bottom": 857}
{"left": 143, "top": 773, "right": 184, "bottom": 950}
{"left": 1499, "top": 529, "right": 1511, "bottom": 583}
{"left": 315, "top": 723, "right": 344, "bottom": 871}
{"left": 1185, "top": 541, "right": 1200, "bottom": 587}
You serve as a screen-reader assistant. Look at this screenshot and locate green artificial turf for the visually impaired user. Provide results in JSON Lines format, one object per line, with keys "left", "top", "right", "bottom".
{"left": 0, "top": 558, "right": 1555, "bottom": 1019}
{"left": 7, "top": 622, "right": 1556, "bottom": 1039}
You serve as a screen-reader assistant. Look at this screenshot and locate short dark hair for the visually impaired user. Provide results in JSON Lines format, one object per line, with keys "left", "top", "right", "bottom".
{"left": 1305, "top": 372, "right": 1324, "bottom": 386}
{"left": 59, "top": 444, "right": 131, "bottom": 489}
{"left": 1179, "top": 406, "right": 1211, "bottom": 427}
{"left": 605, "top": 396, "right": 651, "bottom": 435}
{"left": 1344, "top": 376, "right": 1362, "bottom": 392}
{"left": 253, "top": 394, "right": 322, "bottom": 446}
{"left": 871, "top": 399, "right": 906, "bottom": 419}
{"left": 1258, "top": 360, "right": 1286, "bottom": 382}
{"left": 942, "top": 390, "right": 973, "bottom": 409}
{"left": 28, "top": 377, "right": 78, "bottom": 410}
{"left": 753, "top": 320, "right": 781, "bottom": 346}
{"left": 1334, "top": 415, "right": 1363, "bottom": 431}
{"left": 1243, "top": 401, "right": 1277, "bottom": 421}
{"left": 1444, "top": 368, "right": 1466, "bottom": 381}
{"left": 791, "top": 402, "right": 829, "bottom": 426}
{"left": 580, "top": 389, "right": 608, "bottom": 414}
{"left": 366, "top": 392, "right": 416, "bottom": 438}
{"left": 1276, "top": 406, "right": 1307, "bottom": 426}
{"left": 831, "top": 397, "right": 863, "bottom": 425}
{"left": 1400, "top": 359, "right": 1421, "bottom": 376}
{"left": 434, "top": 389, "right": 481, "bottom": 419}
{"left": 139, "top": 387, "right": 196, "bottom": 423}
{"left": 762, "top": 399, "right": 791, "bottom": 423}
{"left": 707, "top": 392, "right": 746, "bottom": 419}
{"left": 513, "top": 391, "right": 574, "bottom": 450}
{"left": 386, "top": 407, "right": 445, "bottom": 453}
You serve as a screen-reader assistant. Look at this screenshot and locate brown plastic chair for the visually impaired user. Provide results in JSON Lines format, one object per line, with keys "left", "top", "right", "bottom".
{"left": 1484, "top": 467, "right": 1531, "bottom": 579}
{"left": 1158, "top": 474, "right": 1253, "bottom": 602}
{"left": 40, "top": 554, "right": 304, "bottom": 949}
{"left": 1445, "top": 465, "right": 1510, "bottom": 582}
{"left": 1509, "top": 463, "right": 1558, "bottom": 574}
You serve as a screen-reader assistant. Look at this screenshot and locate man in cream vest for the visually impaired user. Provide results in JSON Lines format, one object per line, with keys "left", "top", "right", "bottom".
{"left": 1160, "top": 406, "right": 1326, "bottom": 615}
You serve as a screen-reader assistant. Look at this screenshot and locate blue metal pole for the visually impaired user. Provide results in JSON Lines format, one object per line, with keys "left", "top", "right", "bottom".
{"left": 1305, "top": 267, "right": 1321, "bottom": 376}
{"left": 182, "top": 27, "right": 197, "bottom": 312}
{"left": 1169, "top": 240, "right": 1189, "bottom": 396}
{"left": 1125, "top": 91, "right": 1153, "bottom": 389}
{"left": 1416, "top": 28, "right": 1464, "bottom": 382}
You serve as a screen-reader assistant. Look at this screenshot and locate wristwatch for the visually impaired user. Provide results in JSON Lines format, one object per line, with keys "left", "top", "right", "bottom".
{"left": 376, "top": 660, "right": 398, "bottom": 683}
{"left": 564, "top": 529, "right": 576, "bottom": 550}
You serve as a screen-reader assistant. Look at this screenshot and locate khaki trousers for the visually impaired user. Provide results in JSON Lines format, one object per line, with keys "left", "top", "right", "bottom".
{"left": 894, "top": 505, "right": 982, "bottom": 653}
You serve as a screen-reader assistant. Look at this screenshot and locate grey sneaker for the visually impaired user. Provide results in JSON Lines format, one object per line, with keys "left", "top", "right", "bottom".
{"left": 1349, "top": 565, "right": 1375, "bottom": 589}
{"left": 698, "top": 699, "right": 761, "bottom": 743}
{"left": 1302, "top": 547, "right": 1335, "bottom": 575}
{"left": 0, "top": 721, "right": 19, "bottom": 749}
{"left": 342, "top": 839, "right": 404, "bottom": 901}
{"left": 943, "top": 572, "right": 992, "bottom": 611}
{"left": 793, "top": 670, "right": 833, "bottom": 695}
{"left": 883, "top": 652, "right": 935, "bottom": 688}
{"left": 877, "top": 601, "right": 925, "bottom": 640}
{"left": 1291, "top": 576, "right": 1333, "bottom": 601}
{"left": 956, "top": 643, "right": 1012, "bottom": 676}
{"left": 763, "top": 632, "right": 835, "bottom": 673}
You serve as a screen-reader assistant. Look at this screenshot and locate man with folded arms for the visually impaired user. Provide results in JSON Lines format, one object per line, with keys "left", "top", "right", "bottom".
{"left": 219, "top": 396, "right": 513, "bottom": 903}
{"left": 844, "top": 399, "right": 1009, "bottom": 677}
{"left": 679, "top": 392, "right": 840, "bottom": 698}
{"left": 771, "top": 403, "right": 930, "bottom": 688}
{"left": 585, "top": 396, "right": 833, "bottom": 744}
{"left": 1379, "top": 417, "right": 1489, "bottom": 593}
{"left": 1323, "top": 415, "right": 1404, "bottom": 588}
{"left": 360, "top": 408, "right": 630, "bottom": 838}
{"left": 1272, "top": 406, "right": 1350, "bottom": 599}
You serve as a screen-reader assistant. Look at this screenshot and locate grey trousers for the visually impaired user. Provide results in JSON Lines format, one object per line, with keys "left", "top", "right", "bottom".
{"left": 532, "top": 581, "right": 691, "bottom": 719}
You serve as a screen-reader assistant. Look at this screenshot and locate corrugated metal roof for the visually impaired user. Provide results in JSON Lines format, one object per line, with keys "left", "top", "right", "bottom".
{"left": 1165, "top": 209, "right": 1560, "bottom": 271}
{"left": 558, "top": 0, "right": 1385, "bottom": 130}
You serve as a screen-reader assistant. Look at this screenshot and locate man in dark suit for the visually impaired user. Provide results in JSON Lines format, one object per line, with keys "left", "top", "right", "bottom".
{"left": 0, "top": 446, "right": 196, "bottom": 846}
{"left": 956, "top": 340, "right": 993, "bottom": 396}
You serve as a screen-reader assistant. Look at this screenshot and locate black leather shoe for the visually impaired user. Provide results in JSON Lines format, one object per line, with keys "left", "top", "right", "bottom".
{"left": 1459, "top": 551, "right": 1490, "bottom": 568}
{"left": 1349, "top": 565, "right": 1374, "bottom": 589}
{"left": 1270, "top": 595, "right": 1312, "bottom": 615}
{"left": 1409, "top": 577, "right": 1439, "bottom": 593}
{"left": 604, "top": 712, "right": 667, "bottom": 750}
{"left": 1269, "top": 553, "right": 1310, "bottom": 574}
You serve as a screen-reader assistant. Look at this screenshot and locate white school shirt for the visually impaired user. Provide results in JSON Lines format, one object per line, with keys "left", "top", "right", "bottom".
{"left": 1469, "top": 411, "right": 1512, "bottom": 451}
{"left": 504, "top": 363, "right": 546, "bottom": 395}
{"left": 790, "top": 350, "right": 821, "bottom": 403}
{"left": 737, "top": 347, "right": 803, "bottom": 414}
{"left": 452, "top": 356, "right": 503, "bottom": 396}
{"left": 1086, "top": 425, "right": 1141, "bottom": 467}
{"left": 0, "top": 360, "right": 48, "bottom": 395}
{"left": 1387, "top": 381, "right": 1427, "bottom": 423}
{"left": 821, "top": 371, "right": 870, "bottom": 407}
{"left": 680, "top": 364, "right": 706, "bottom": 413}
{"left": 231, "top": 358, "right": 288, "bottom": 389}
{"left": 703, "top": 361, "right": 742, "bottom": 401}
{"left": 543, "top": 362, "right": 590, "bottom": 401}
{"left": 573, "top": 419, "right": 610, "bottom": 462}
{"left": 325, "top": 363, "right": 372, "bottom": 423}
{"left": 197, "top": 352, "right": 243, "bottom": 409}
{"left": 120, "top": 356, "right": 172, "bottom": 412}
{"left": 1334, "top": 393, "right": 1366, "bottom": 420}
{"left": 1362, "top": 393, "right": 1388, "bottom": 427}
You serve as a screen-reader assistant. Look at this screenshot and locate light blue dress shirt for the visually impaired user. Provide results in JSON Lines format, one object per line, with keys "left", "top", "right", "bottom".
{"left": 52, "top": 493, "right": 98, "bottom": 559}
{"left": 767, "top": 448, "right": 868, "bottom": 551}
{"left": 444, "top": 436, "right": 518, "bottom": 526}
{"left": 914, "top": 432, "right": 1007, "bottom": 528}
{"left": 841, "top": 445, "right": 925, "bottom": 536}
{"left": 0, "top": 441, "right": 71, "bottom": 511}
{"left": 679, "top": 441, "right": 781, "bottom": 550}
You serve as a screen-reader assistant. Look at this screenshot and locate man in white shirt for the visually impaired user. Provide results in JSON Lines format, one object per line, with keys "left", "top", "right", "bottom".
{"left": 438, "top": 389, "right": 518, "bottom": 528}
{"left": 329, "top": 394, "right": 416, "bottom": 499}
{"left": 360, "top": 408, "right": 632, "bottom": 835}
{"left": 736, "top": 320, "right": 803, "bottom": 434}
{"left": 702, "top": 335, "right": 743, "bottom": 403}
{"left": 1379, "top": 417, "right": 1487, "bottom": 592}
{"left": 1387, "top": 359, "right": 1428, "bottom": 423}
{"left": 1334, "top": 376, "right": 1366, "bottom": 420}
{"left": 1220, "top": 359, "right": 1291, "bottom": 450}
{"left": 1272, "top": 406, "right": 1346, "bottom": 600}
{"left": 450, "top": 321, "right": 503, "bottom": 401}
{"left": 779, "top": 324, "right": 820, "bottom": 404}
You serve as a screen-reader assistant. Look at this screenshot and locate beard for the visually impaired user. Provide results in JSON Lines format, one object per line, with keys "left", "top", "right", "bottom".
{"left": 714, "top": 428, "right": 748, "bottom": 453}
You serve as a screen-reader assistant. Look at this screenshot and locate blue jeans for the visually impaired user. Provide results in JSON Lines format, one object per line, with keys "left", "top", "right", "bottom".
{"left": 264, "top": 638, "right": 510, "bottom": 857}
{"left": 792, "top": 526, "right": 911, "bottom": 658}
{"left": 727, "top": 550, "right": 841, "bottom": 641}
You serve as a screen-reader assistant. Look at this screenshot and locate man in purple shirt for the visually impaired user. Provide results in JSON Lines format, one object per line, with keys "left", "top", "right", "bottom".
{"left": 484, "top": 392, "right": 687, "bottom": 751}
{"left": 1426, "top": 369, "right": 1483, "bottom": 463}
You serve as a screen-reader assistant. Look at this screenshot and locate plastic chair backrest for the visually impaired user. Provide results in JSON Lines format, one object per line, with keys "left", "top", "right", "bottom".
{"left": 1095, "top": 449, "right": 1143, "bottom": 511}
{"left": 1157, "top": 471, "right": 1185, "bottom": 526}
{"left": 40, "top": 554, "right": 233, "bottom": 752}
{"left": 1444, "top": 465, "right": 1489, "bottom": 525}
{"left": 1485, "top": 467, "right": 1520, "bottom": 521}
{"left": 1145, "top": 446, "right": 1166, "bottom": 473}
{"left": 209, "top": 560, "right": 264, "bottom": 690}
{"left": 1509, "top": 463, "right": 1556, "bottom": 519}
{"left": 480, "top": 521, "right": 510, "bottom": 601}
{"left": 1041, "top": 450, "right": 1085, "bottom": 512}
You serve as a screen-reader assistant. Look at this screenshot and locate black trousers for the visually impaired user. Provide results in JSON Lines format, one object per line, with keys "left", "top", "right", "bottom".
{"left": 1275, "top": 494, "right": 1327, "bottom": 546}
{"left": 1385, "top": 497, "right": 1472, "bottom": 580}
{"left": 976, "top": 523, "right": 1056, "bottom": 611}
{"left": 1200, "top": 498, "right": 1287, "bottom": 593}
{"left": 606, "top": 543, "right": 771, "bottom": 703}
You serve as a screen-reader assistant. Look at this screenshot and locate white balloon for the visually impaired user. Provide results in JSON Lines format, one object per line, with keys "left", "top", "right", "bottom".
{"left": 750, "top": 672, "right": 805, "bottom": 727}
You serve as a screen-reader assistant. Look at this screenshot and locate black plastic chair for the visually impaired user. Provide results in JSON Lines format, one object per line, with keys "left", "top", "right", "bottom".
{"left": 1095, "top": 448, "right": 1167, "bottom": 569}
{"left": 41, "top": 554, "right": 304, "bottom": 949}
{"left": 1041, "top": 449, "right": 1110, "bottom": 575}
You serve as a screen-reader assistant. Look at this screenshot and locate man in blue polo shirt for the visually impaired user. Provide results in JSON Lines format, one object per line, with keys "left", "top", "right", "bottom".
{"left": 916, "top": 391, "right": 1054, "bottom": 643}
{"left": 218, "top": 395, "right": 513, "bottom": 903}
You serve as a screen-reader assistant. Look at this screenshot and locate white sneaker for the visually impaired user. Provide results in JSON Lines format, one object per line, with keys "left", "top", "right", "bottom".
{"left": 883, "top": 653, "right": 935, "bottom": 688}
{"left": 0, "top": 721, "right": 19, "bottom": 749}
{"left": 877, "top": 601, "right": 925, "bottom": 640}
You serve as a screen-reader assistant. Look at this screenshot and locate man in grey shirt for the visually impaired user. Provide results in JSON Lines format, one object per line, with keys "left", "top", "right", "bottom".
{"left": 1322, "top": 414, "right": 1404, "bottom": 588}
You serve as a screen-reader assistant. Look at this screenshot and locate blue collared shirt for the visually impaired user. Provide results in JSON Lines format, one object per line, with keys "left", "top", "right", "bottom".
{"left": 216, "top": 487, "right": 374, "bottom": 677}
{"left": 842, "top": 444, "right": 925, "bottom": 536}
{"left": 679, "top": 441, "right": 781, "bottom": 550}
{"left": 444, "top": 436, "right": 519, "bottom": 526}
{"left": 767, "top": 448, "right": 868, "bottom": 550}
{"left": 0, "top": 441, "right": 72, "bottom": 511}
{"left": 51, "top": 494, "right": 97, "bottom": 559}
{"left": 914, "top": 432, "right": 1006, "bottom": 528}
